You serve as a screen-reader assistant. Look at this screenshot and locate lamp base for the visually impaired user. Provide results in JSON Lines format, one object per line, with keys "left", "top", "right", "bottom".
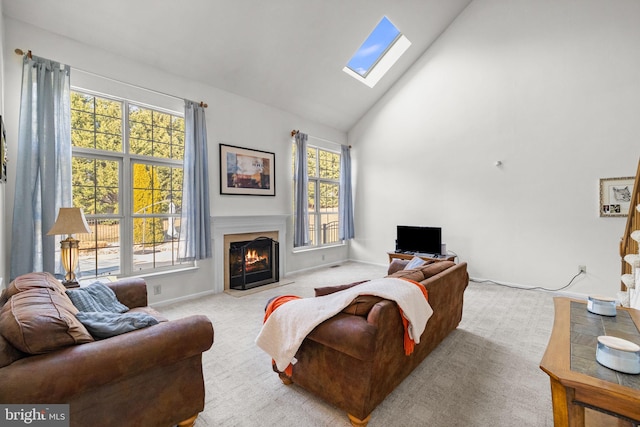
{"left": 62, "top": 280, "right": 80, "bottom": 289}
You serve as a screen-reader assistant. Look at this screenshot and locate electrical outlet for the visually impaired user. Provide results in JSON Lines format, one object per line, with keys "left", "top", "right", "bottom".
{"left": 579, "top": 265, "right": 587, "bottom": 274}
{"left": 153, "top": 285, "right": 162, "bottom": 295}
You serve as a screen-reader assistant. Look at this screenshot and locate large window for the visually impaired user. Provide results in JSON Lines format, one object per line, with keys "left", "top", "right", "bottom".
{"left": 294, "top": 145, "right": 342, "bottom": 247}
{"left": 71, "top": 90, "right": 190, "bottom": 278}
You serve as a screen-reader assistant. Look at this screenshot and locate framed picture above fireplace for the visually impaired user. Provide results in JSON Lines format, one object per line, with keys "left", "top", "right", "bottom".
{"left": 220, "top": 144, "right": 275, "bottom": 196}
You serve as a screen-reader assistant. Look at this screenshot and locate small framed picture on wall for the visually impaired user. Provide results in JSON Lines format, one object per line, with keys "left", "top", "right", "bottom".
{"left": 600, "top": 176, "right": 634, "bottom": 217}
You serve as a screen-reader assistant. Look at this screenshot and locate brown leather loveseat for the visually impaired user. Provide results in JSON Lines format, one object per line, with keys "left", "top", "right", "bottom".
{"left": 274, "top": 260, "right": 469, "bottom": 427}
{"left": 0, "top": 272, "right": 214, "bottom": 427}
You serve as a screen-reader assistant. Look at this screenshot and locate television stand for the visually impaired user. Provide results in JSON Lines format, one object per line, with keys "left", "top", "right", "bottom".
{"left": 387, "top": 252, "right": 455, "bottom": 263}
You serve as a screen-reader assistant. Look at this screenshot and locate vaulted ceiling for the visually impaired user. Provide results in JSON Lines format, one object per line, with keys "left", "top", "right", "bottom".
{"left": 2, "top": 0, "right": 472, "bottom": 131}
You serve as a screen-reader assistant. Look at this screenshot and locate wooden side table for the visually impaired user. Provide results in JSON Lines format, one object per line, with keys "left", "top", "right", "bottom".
{"left": 540, "top": 297, "right": 640, "bottom": 426}
{"left": 387, "top": 252, "right": 455, "bottom": 263}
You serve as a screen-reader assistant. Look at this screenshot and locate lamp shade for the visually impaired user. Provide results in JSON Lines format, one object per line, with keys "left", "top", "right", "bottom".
{"left": 47, "top": 208, "right": 91, "bottom": 236}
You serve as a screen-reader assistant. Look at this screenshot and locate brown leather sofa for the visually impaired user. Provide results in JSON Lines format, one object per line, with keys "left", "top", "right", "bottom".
{"left": 0, "top": 272, "right": 214, "bottom": 427}
{"left": 275, "top": 260, "right": 469, "bottom": 427}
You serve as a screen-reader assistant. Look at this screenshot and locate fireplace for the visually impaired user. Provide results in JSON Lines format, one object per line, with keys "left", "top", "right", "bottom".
{"left": 212, "top": 215, "right": 287, "bottom": 293}
{"left": 229, "top": 237, "right": 279, "bottom": 290}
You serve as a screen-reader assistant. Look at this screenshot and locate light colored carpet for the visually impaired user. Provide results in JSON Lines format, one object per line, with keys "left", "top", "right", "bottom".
{"left": 159, "top": 261, "right": 555, "bottom": 426}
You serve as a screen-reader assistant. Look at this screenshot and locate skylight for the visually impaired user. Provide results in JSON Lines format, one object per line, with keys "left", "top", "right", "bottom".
{"left": 343, "top": 16, "right": 411, "bottom": 88}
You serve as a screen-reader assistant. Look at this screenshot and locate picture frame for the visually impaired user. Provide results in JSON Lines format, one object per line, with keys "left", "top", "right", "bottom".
{"left": 1, "top": 115, "right": 6, "bottom": 183}
{"left": 599, "top": 176, "right": 634, "bottom": 217}
{"left": 219, "top": 144, "right": 275, "bottom": 196}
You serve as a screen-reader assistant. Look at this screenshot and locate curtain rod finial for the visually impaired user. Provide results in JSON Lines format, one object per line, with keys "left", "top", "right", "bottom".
{"left": 291, "top": 129, "right": 299, "bottom": 137}
{"left": 199, "top": 101, "right": 208, "bottom": 108}
{"left": 15, "top": 49, "right": 32, "bottom": 59}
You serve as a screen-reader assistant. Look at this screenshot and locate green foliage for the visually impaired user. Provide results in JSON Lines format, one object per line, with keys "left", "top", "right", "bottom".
{"left": 319, "top": 150, "right": 340, "bottom": 180}
{"left": 71, "top": 92, "right": 122, "bottom": 151}
{"left": 132, "top": 163, "right": 165, "bottom": 245}
{"left": 72, "top": 157, "right": 120, "bottom": 215}
{"left": 129, "top": 105, "right": 184, "bottom": 160}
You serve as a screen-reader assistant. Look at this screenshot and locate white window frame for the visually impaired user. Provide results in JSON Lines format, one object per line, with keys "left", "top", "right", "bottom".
{"left": 296, "top": 144, "right": 343, "bottom": 249}
{"left": 71, "top": 87, "right": 192, "bottom": 279}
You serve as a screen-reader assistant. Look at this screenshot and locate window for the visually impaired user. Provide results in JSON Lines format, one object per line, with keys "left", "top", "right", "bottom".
{"left": 293, "top": 145, "right": 342, "bottom": 247}
{"left": 343, "top": 16, "right": 411, "bottom": 88}
{"left": 71, "top": 90, "right": 190, "bottom": 278}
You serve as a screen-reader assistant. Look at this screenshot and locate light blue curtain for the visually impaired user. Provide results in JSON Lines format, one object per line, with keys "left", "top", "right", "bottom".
{"left": 10, "top": 55, "right": 71, "bottom": 280}
{"left": 293, "top": 132, "right": 309, "bottom": 247}
{"left": 339, "top": 145, "right": 355, "bottom": 240}
{"left": 179, "top": 100, "right": 211, "bottom": 260}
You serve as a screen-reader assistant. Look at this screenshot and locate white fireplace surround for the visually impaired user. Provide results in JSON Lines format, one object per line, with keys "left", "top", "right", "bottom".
{"left": 211, "top": 215, "right": 288, "bottom": 293}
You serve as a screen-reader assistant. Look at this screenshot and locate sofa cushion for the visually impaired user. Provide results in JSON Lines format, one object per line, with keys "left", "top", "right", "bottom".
{"left": 404, "top": 256, "right": 427, "bottom": 269}
{"left": 387, "top": 268, "right": 426, "bottom": 283}
{"left": 0, "top": 288, "right": 94, "bottom": 354}
{"left": 3, "top": 272, "right": 67, "bottom": 301}
{"left": 66, "top": 282, "right": 129, "bottom": 313}
{"left": 387, "top": 259, "right": 409, "bottom": 275}
{"left": 419, "top": 261, "right": 456, "bottom": 278}
{"left": 75, "top": 311, "right": 159, "bottom": 339}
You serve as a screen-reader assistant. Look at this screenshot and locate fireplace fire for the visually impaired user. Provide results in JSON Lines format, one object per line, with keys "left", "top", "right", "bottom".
{"left": 229, "top": 237, "right": 279, "bottom": 290}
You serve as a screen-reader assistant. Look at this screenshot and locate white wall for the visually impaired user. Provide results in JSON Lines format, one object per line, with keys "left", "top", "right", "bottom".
{"left": 1, "top": 17, "right": 348, "bottom": 302}
{"left": 349, "top": 0, "right": 640, "bottom": 298}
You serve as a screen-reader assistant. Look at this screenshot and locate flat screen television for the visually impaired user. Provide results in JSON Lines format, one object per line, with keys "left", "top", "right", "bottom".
{"left": 396, "top": 225, "right": 442, "bottom": 255}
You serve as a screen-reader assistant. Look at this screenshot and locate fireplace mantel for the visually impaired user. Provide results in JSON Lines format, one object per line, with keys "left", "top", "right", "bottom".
{"left": 211, "top": 215, "right": 288, "bottom": 293}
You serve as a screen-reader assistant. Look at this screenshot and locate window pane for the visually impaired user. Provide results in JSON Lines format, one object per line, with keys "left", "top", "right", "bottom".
{"left": 307, "top": 147, "right": 317, "bottom": 177}
{"left": 319, "top": 151, "right": 340, "bottom": 179}
{"left": 73, "top": 111, "right": 95, "bottom": 131}
{"left": 132, "top": 163, "right": 181, "bottom": 214}
{"left": 319, "top": 182, "right": 339, "bottom": 210}
{"left": 308, "top": 215, "right": 316, "bottom": 246}
{"left": 129, "top": 122, "right": 152, "bottom": 141}
{"left": 77, "top": 218, "right": 121, "bottom": 278}
{"left": 71, "top": 93, "right": 122, "bottom": 152}
{"left": 95, "top": 132, "right": 122, "bottom": 152}
{"left": 129, "top": 105, "right": 151, "bottom": 124}
{"left": 320, "top": 213, "right": 340, "bottom": 244}
{"left": 129, "top": 105, "right": 184, "bottom": 160}
{"left": 308, "top": 182, "right": 316, "bottom": 211}
{"left": 72, "top": 92, "right": 94, "bottom": 113}
{"left": 72, "top": 157, "right": 119, "bottom": 215}
{"left": 95, "top": 97, "right": 122, "bottom": 119}
{"left": 132, "top": 217, "right": 183, "bottom": 272}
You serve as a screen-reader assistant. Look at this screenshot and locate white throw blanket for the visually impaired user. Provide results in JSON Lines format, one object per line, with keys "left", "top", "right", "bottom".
{"left": 255, "top": 277, "right": 433, "bottom": 371}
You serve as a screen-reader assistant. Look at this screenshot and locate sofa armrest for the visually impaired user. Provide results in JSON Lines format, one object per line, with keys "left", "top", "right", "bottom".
{"left": 0, "top": 315, "right": 214, "bottom": 403}
{"left": 107, "top": 277, "right": 148, "bottom": 308}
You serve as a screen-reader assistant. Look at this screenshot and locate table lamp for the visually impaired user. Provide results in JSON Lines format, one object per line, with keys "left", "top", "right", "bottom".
{"left": 47, "top": 207, "right": 91, "bottom": 288}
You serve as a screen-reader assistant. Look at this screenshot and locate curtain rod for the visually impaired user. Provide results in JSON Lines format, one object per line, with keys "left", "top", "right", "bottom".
{"left": 291, "top": 129, "right": 351, "bottom": 148}
{"left": 14, "top": 48, "right": 208, "bottom": 108}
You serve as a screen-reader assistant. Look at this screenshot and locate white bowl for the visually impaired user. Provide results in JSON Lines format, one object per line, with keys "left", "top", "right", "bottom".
{"left": 587, "top": 295, "right": 617, "bottom": 317}
{"left": 596, "top": 336, "right": 640, "bottom": 374}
